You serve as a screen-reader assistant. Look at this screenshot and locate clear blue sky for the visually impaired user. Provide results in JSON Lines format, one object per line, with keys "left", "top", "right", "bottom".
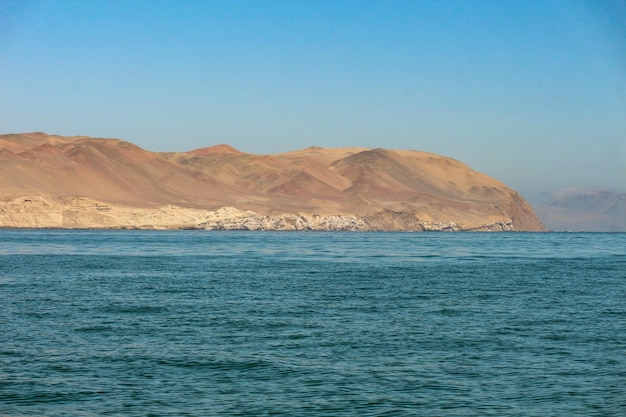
{"left": 1, "top": 0, "right": 625, "bottom": 200}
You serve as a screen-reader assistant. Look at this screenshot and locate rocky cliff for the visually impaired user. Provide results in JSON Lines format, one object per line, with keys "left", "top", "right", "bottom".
{"left": 0, "top": 133, "right": 545, "bottom": 231}
{"left": 0, "top": 195, "right": 520, "bottom": 231}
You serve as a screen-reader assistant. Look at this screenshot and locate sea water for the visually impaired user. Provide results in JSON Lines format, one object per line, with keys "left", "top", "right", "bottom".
{"left": 1, "top": 230, "right": 625, "bottom": 416}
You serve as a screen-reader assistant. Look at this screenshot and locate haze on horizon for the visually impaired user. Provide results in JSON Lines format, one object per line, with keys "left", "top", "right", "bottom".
{"left": 1, "top": 0, "right": 624, "bottom": 202}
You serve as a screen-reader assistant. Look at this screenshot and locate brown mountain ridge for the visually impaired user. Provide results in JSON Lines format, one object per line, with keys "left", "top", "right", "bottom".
{"left": 0, "top": 132, "right": 545, "bottom": 231}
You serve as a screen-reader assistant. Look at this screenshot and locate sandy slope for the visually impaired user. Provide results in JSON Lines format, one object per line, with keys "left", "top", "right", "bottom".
{"left": 0, "top": 132, "right": 545, "bottom": 231}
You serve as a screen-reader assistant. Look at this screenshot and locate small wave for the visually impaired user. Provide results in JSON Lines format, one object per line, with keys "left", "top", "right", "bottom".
{"left": 99, "top": 305, "right": 169, "bottom": 314}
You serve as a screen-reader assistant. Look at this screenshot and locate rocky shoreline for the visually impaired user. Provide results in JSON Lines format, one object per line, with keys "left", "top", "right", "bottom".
{"left": 1, "top": 195, "right": 518, "bottom": 232}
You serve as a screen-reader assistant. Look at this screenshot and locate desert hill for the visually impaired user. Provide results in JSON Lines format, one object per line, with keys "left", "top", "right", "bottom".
{"left": 534, "top": 187, "right": 626, "bottom": 232}
{"left": 0, "top": 132, "right": 545, "bottom": 231}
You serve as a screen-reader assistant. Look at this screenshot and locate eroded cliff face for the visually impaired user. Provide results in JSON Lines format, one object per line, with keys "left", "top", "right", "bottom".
{"left": 0, "top": 195, "right": 531, "bottom": 231}
{"left": 0, "top": 133, "right": 545, "bottom": 231}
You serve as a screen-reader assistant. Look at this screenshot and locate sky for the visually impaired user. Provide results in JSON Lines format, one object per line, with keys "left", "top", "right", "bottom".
{"left": 1, "top": 0, "right": 625, "bottom": 201}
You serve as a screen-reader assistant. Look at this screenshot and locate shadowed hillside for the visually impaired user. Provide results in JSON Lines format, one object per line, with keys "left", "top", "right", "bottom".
{"left": 0, "top": 132, "right": 545, "bottom": 231}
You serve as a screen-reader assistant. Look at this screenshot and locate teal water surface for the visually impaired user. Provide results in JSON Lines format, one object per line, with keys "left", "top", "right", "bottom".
{"left": 1, "top": 231, "right": 625, "bottom": 416}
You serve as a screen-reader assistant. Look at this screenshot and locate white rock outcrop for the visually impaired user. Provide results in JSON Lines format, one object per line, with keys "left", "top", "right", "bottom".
{"left": 0, "top": 195, "right": 517, "bottom": 231}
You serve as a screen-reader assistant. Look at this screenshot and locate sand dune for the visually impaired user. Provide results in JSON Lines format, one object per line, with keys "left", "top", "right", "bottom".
{"left": 0, "top": 132, "right": 545, "bottom": 231}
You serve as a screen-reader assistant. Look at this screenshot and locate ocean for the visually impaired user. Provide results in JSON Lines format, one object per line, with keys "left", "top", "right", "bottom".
{"left": 1, "top": 230, "right": 625, "bottom": 416}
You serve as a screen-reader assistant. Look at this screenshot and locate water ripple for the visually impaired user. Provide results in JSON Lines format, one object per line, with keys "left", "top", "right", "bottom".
{"left": 1, "top": 230, "right": 625, "bottom": 416}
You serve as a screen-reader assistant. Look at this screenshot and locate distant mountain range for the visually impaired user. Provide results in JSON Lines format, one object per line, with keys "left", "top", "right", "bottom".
{"left": 533, "top": 188, "right": 626, "bottom": 232}
{"left": 0, "top": 132, "right": 544, "bottom": 231}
